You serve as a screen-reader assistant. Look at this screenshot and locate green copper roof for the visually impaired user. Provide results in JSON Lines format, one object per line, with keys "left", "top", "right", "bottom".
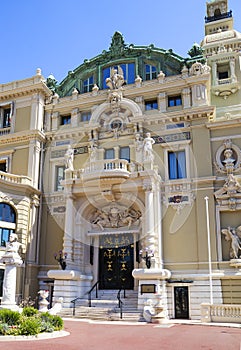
{"left": 53, "top": 32, "right": 203, "bottom": 97}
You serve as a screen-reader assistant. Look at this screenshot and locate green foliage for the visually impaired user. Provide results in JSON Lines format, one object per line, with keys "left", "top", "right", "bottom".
{"left": 18, "top": 316, "right": 41, "bottom": 336}
{"left": 39, "top": 321, "right": 55, "bottom": 333}
{"left": 0, "top": 308, "right": 64, "bottom": 336}
{"left": 0, "top": 323, "right": 10, "bottom": 335}
{"left": 22, "top": 306, "right": 38, "bottom": 317}
{"left": 0, "top": 309, "right": 21, "bottom": 326}
{"left": 39, "top": 312, "right": 64, "bottom": 331}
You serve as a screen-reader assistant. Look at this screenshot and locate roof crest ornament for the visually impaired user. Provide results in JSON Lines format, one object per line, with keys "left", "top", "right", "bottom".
{"left": 109, "top": 31, "right": 126, "bottom": 57}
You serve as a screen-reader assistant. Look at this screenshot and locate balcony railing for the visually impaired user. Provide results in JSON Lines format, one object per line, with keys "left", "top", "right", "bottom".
{"left": 0, "top": 127, "right": 11, "bottom": 136}
{"left": 218, "top": 78, "right": 232, "bottom": 85}
{"left": 205, "top": 10, "right": 232, "bottom": 24}
{"left": 0, "top": 171, "right": 32, "bottom": 186}
{"left": 201, "top": 303, "right": 241, "bottom": 324}
{"left": 83, "top": 159, "right": 129, "bottom": 175}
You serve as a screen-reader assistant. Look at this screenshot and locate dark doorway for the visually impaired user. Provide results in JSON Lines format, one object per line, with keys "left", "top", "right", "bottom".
{"left": 174, "top": 286, "right": 189, "bottom": 319}
{"left": 99, "top": 233, "right": 134, "bottom": 290}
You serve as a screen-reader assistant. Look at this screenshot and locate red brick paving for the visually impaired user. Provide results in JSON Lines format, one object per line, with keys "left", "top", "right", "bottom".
{"left": 0, "top": 320, "right": 240, "bottom": 350}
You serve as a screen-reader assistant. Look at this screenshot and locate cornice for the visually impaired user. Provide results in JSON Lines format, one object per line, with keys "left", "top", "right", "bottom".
{"left": 0, "top": 77, "right": 52, "bottom": 101}
{"left": 0, "top": 129, "right": 45, "bottom": 146}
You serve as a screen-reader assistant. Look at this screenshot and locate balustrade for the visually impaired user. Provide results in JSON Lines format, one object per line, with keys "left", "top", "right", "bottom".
{"left": 0, "top": 171, "right": 32, "bottom": 186}
{"left": 201, "top": 303, "right": 241, "bottom": 323}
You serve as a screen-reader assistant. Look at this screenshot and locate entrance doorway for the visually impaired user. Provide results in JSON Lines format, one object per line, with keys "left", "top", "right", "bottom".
{"left": 99, "top": 233, "right": 134, "bottom": 290}
{"left": 174, "top": 286, "right": 189, "bottom": 319}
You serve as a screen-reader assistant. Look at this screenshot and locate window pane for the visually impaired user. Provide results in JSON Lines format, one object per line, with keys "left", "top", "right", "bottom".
{"left": 105, "top": 149, "right": 114, "bottom": 159}
{"left": 168, "top": 151, "right": 186, "bottom": 180}
{"left": 177, "top": 151, "right": 186, "bottom": 178}
{"left": 61, "top": 115, "right": 71, "bottom": 125}
{"left": 0, "top": 228, "right": 14, "bottom": 247}
{"left": 55, "top": 166, "right": 65, "bottom": 191}
{"left": 103, "top": 67, "right": 111, "bottom": 89}
{"left": 127, "top": 63, "right": 135, "bottom": 84}
{"left": 120, "top": 147, "right": 130, "bottom": 162}
{"left": 145, "top": 100, "right": 158, "bottom": 110}
{"left": 0, "top": 204, "right": 16, "bottom": 223}
{"left": 3, "top": 108, "right": 11, "bottom": 128}
{"left": 168, "top": 152, "right": 177, "bottom": 179}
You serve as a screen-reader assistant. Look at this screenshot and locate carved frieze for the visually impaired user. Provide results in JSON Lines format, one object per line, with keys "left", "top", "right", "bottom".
{"left": 90, "top": 204, "right": 142, "bottom": 231}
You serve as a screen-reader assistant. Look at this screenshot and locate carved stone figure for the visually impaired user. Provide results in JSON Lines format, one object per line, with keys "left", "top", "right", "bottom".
{"left": 91, "top": 210, "right": 110, "bottom": 231}
{"left": 91, "top": 206, "right": 141, "bottom": 230}
{"left": 216, "top": 174, "right": 241, "bottom": 196}
{"left": 106, "top": 66, "right": 124, "bottom": 90}
{"left": 221, "top": 226, "right": 241, "bottom": 259}
{"left": 143, "top": 133, "right": 155, "bottom": 162}
{"left": 223, "top": 148, "right": 235, "bottom": 174}
{"left": 0, "top": 233, "right": 23, "bottom": 310}
{"left": 4, "top": 233, "right": 21, "bottom": 254}
{"left": 135, "top": 133, "right": 143, "bottom": 163}
{"left": 64, "top": 145, "right": 74, "bottom": 170}
{"left": 89, "top": 139, "right": 98, "bottom": 162}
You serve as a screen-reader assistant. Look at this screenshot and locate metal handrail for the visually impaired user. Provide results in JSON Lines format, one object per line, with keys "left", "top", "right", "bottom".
{"left": 71, "top": 297, "right": 83, "bottom": 316}
{"left": 88, "top": 280, "right": 100, "bottom": 307}
{"left": 117, "top": 288, "right": 126, "bottom": 319}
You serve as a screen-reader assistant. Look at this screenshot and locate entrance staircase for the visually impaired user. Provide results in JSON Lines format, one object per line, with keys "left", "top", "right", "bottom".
{"left": 58, "top": 290, "right": 144, "bottom": 322}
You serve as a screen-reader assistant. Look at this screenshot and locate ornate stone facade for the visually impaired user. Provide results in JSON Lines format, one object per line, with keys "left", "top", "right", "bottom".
{"left": 0, "top": 0, "right": 241, "bottom": 321}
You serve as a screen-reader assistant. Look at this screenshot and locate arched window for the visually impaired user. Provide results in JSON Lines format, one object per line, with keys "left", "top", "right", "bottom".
{"left": 0, "top": 203, "right": 16, "bottom": 247}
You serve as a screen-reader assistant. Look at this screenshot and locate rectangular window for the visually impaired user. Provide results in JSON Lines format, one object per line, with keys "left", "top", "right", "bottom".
{"left": 145, "top": 100, "right": 158, "bottom": 110}
{"left": 0, "top": 228, "right": 14, "bottom": 247}
{"left": 0, "top": 161, "right": 7, "bottom": 172}
{"left": 145, "top": 64, "right": 157, "bottom": 80}
{"left": 60, "top": 115, "right": 71, "bottom": 125}
{"left": 102, "top": 63, "right": 135, "bottom": 89}
{"left": 119, "top": 146, "right": 130, "bottom": 162}
{"left": 168, "top": 95, "right": 182, "bottom": 107}
{"left": 3, "top": 108, "right": 11, "bottom": 128}
{"left": 104, "top": 148, "right": 114, "bottom": 160}
{"left": 168, "top": 150, "right": 186, "bottom": 179}
{"left": 217, "top": 63, "right": 229, "bottom": 81}
{"left": 83, "top": 76, "right": 94, "bottom": 93}
{"left": 55, "top": 166, "right": 65, "bottom": 191}
{"left": 0, "top": 105, "right": 12, "bottom": 129}
{"left": 81, "top": 111, "right": 91, "bottom": 122}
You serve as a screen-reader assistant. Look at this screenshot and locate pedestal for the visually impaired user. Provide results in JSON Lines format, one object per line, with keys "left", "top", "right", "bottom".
{"left": 48, "top": 269, "right": 93, "bottom": 308}
{"left": 132, "top": 268, "right": 171, "bottom": 322}
{"left": 0, "top": 253, "right": 23, "bottom": 311}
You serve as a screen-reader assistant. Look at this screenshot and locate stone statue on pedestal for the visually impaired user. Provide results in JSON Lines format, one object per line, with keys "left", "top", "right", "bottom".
{"left": 0, "top": 233, "right": 23, "bottom": 310}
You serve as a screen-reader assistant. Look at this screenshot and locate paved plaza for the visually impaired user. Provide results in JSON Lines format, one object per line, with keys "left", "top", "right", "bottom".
{"left": 0, "top": 319, "right": 240, "bottom": 350}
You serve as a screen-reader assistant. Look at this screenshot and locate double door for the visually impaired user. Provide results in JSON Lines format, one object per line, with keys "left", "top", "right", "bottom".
{"left": 99, "top": 233, "right": 134, "bottom": 290}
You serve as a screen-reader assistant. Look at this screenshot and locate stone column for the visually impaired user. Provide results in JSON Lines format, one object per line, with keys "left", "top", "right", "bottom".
{"left": 63, "top": 194, "right": 75, "bottom": 268}
{"left": 230, "top": 58, "right": 237, "bottom": 83}
{"left": 212, "top": 62, "right": 218, "bottom": 85}
{"left": 154, "top": 182, "right": 163, "bottom": 268}
{"left": 158, "top": 92, "right": 166, "bottom": 112}
{"left": 182, "top": 87, "right": 191, "bottom": 109}
{"left": 143, "top": 182, "right": 156, "bottom": 265}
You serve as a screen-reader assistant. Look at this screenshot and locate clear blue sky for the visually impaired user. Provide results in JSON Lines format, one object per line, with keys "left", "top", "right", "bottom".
{"left": 1, "top": 0, "right": 241, "bottom": 84}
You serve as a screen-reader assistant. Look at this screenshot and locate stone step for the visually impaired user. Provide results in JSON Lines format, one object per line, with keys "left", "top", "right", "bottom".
{"left": 59, "top": 305, "right": 144, "bottom": 322}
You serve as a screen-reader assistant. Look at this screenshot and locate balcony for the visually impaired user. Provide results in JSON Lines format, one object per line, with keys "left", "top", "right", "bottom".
{"left": 0, "top": 171, "right": 32, "bottom": 187}
{"left": 212, "top": 78, "right": 240, "bottom": 99}
{"left": 205, "top": 10, "right": 232, "bottom": 24}
{"left": 81, "top": 159, "right": 131, "bottom": 187}
{"left": 0, "top": 127, "right": 11, "bottom": 136}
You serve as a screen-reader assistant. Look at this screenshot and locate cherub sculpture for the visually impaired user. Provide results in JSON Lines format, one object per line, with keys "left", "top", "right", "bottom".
{"left": 221, "top": 226, "right": 241, "bottom": 259}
